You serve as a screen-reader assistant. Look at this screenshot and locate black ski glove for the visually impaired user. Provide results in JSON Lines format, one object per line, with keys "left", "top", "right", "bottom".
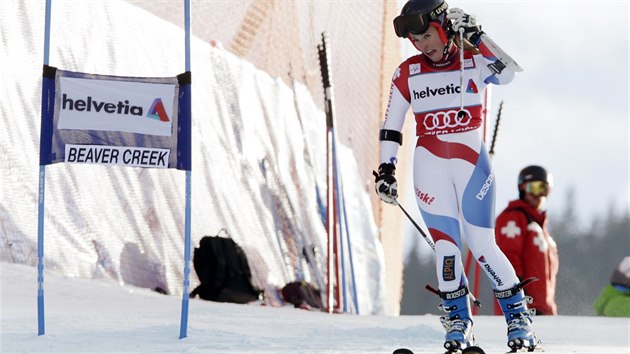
{"left": 374, "top": 163, "right": 398, "bottom": 205}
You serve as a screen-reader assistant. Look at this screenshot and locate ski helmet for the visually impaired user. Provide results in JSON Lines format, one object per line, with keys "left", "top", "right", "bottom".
{"left": 393, "top": 0, "right": 450, "bottom": 39}
{"left": 518, "top": 165, "right": 553, "bottom": 197}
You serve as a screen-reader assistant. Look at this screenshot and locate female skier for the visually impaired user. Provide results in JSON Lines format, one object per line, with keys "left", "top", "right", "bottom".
{"left": 374, "top": 0, "right": 538, "bottom": 352}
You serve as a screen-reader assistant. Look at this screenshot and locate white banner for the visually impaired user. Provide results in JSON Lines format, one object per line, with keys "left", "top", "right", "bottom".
{"left": 57, "top": 76, "right": 175, "bottom": 137}
{"left": 64, "top": 144, "right": 170, "bottom": 169}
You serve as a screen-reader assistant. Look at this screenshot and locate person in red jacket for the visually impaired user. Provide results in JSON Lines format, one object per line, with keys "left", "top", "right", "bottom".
{"left": 493, "top": 165, "right": 559, "bottom": 315}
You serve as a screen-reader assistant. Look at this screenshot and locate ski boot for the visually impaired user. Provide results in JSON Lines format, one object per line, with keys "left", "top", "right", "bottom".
{"left": 495, "top": 284, "right": 538, "bottom": 352}
{"left": 438, "top": 285, "right": 476, "bottom": 353}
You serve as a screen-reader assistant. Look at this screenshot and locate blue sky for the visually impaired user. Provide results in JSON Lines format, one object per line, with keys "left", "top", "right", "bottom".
{"left": 400, "top": 0, "right": 628, "bottom": 232}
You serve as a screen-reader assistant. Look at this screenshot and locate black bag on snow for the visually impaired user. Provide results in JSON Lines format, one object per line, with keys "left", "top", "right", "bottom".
{"left": 190, "top": 232, "right": 261, "bottom": 304}
{"left": 281, "top": 281, "right": 323, "bottom": 310}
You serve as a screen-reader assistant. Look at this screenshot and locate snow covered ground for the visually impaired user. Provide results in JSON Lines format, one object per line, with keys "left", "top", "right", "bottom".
{"left": 2, "top": 262, "right": 628, "bottom": 353}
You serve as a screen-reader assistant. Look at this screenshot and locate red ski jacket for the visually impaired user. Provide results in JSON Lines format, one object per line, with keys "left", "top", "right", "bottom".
{"left": 493, "top": 199, "right": 559, "bottom": 315}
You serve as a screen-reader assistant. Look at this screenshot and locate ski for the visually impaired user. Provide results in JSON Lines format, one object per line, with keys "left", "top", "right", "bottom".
{"left": 479, "top": 33, "right": 523, "bottom": 72}
{"left": 506, "top": 346, "right": 544, "bottom": 353}
{"left": 391, "top": 342, "right": 543, "bottom": 353}
{"left": 391, "top": 346, "right": 486, "bottom": 354}
{"left": 392, "top": 349, "right": 414, "bottom": 354}
{"left": 506, "top": 338, "right": 543, "bottom": 353}
{"left": 462, "top": 347, "right": 487, "bottom": 354}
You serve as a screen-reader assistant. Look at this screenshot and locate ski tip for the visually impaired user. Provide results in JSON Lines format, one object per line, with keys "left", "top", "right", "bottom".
{"left": 461, "top": 346, "right": 487, "bottom": 354}
{"left": 392, "top": 349, "right": 414, "bottom": 354}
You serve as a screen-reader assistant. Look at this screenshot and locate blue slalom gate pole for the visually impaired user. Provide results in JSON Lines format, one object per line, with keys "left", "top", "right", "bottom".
{"left": 43, "top": 0, "right": 51, "bottom": 65}
{"left": 37, "top": 163, "right": 46, "bottom": 336}
{"left": 331, "top": 131, "right": 359, "bottom": 314}
{"left": 179, "top": 0, "right": 192, "bottom": 339}
{"left": 179, "top": 171, "right": 192, "bottom": 339}
{"left": 184, "top": 0, "right": 190, "bottom": 74}
{"left": 37, "top": 0, "right": 53, "bottom": 336}
{"left": 331, "top": 135, "right": 347, "bottom": 312}
{"left": 317, "top": 32, "right": 359, "bottom": 313}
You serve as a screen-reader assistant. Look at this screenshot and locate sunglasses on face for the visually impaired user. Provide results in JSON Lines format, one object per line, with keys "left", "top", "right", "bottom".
{"left": 524, "top": 181, "right": 550, "bottom": 197}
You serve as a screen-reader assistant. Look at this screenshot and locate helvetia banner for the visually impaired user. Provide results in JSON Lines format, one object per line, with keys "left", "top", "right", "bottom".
{"left": 58, "top": 76, "right": 175, "bottom": 137}
{"left": 39, "top": 65, "right": 192, "bottom": 170}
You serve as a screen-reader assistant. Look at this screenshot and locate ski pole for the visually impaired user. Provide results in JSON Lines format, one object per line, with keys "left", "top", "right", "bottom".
{"left": 396, "top": 202, "right": 435, "bottom": 251}
{"left": 372, "top": 170, "right": 435, "bottom": 251}
{"left": 488, "top": 100, "right": 504, "bottom": 156}
{"left": 456, "top": 28, "right": 469, "bottom": 128}
{"left": 458, "top": 28, "right": 465, "bottom": 117}
{"left": 372, "top": 171, "right": 481, "bottom": 307}
{"left": 396, "top": 199, "right": 481, "bottom": 307}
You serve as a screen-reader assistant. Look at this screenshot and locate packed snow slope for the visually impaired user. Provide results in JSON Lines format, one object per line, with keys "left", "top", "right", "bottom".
{"left": 2, "top": 262, "right": 629, "bottom": 354}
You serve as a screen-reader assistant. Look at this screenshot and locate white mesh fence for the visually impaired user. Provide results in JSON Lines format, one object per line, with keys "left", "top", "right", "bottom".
{"left": 0, "top": 0, "right": 390, "bottom": 314}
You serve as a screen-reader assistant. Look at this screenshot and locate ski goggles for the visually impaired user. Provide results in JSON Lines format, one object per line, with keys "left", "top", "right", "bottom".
{"left": 524, "top": 181, "right": 550, "bottom": 197}
{"left": 393, "top": 13, "right": 432, "bottom": 38}
{"left": 393, "top": 2, "right": 449, "bottom": 38}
